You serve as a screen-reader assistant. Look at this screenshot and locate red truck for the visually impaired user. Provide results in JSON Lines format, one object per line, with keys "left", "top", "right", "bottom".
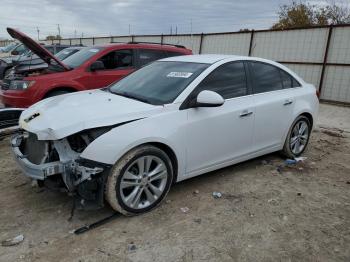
{"left": 0, "top": 28, "right": 192, "bottom": 108}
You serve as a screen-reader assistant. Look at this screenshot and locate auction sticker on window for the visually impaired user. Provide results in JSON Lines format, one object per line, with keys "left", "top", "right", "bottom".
{"left": 167, "top": 72, "right": 193, "bottom": 78}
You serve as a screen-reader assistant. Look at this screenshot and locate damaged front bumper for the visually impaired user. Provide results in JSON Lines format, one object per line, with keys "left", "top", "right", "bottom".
{"left": 11, "top": 130, "right": 113, "bottom": 210}
{"left": 11, "top": 134, "right": 103, "bottom": 182}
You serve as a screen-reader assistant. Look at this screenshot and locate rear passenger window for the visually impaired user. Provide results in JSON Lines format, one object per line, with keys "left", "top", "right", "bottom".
{"left": 195, "top": 62, "right": 247, "bottom": 99}
{"left": 280, "top": 69, "right": 301, "bottom": 89}
{"left": 138, "top": 49, "right": 167, "bottom": 67}
{"left": 250, "top": 62, "right": 283, "bottom": 93}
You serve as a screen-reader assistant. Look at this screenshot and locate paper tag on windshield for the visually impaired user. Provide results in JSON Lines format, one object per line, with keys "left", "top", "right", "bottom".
{"left": 167, "top": 72, "right": 193, "bottom": 78}
{"left": 89, "top": 49, "right": 99, "bottom": 53}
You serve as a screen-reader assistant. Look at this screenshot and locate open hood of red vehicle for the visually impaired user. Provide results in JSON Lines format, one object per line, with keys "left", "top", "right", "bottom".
{"left": 7, "top": 28, "right": 69, "bottom": 71}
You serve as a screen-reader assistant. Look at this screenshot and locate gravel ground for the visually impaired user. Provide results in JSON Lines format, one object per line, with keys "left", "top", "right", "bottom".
{"left": 0, "top": 104, "right": 349, "bottom": 262}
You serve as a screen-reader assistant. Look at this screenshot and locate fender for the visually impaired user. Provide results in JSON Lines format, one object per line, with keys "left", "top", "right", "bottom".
{"left": 36, "top": 81, "right": 84, "bottom": 101}
{"left": 80, "top": 108, "right": 188, "bottom": 180}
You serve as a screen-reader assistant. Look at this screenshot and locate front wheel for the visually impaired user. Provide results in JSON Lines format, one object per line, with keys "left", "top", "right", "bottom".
{"left": 282, "top": 115, "right": 311, "bottom": 158}
{"left": 105, "top": 145, "right": 174, "bottom": 216}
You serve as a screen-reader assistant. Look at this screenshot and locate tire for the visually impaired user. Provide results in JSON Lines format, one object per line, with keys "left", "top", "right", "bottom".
{"left": 105, "top": 145, "right": 174, "bottom": 216}
{"left": 282, "top": 115, "right": 311, "bottom": 158}
{"left": 45, "top": 90, "right": 71, "bottom": 98}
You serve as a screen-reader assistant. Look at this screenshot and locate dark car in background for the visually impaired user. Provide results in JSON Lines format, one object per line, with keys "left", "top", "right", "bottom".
{"left": 0, "top": 42, "right": 18, "bottom": 53}
{"left": 0, "top": 45, "right": 83, "bottom": 79}
{"left": 0, "top": 43, "right": 28, "bottom": 58}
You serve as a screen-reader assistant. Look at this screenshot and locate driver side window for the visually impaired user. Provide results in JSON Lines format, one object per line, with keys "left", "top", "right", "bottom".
{"left": 195, "top": 61, "right": 248, "bottom": 99}
{"left": 97, "top": 49, "right": 133, "bottom": 70}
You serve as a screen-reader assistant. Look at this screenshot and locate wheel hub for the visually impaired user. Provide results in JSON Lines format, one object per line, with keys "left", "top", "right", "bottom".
{"left": 141, "top": 177, "right": 148, "bottom": 186}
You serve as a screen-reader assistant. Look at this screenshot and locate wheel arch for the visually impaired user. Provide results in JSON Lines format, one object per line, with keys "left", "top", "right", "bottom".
{"left": 299, "top": 112, "right": 313, "bottom": 129}
{"left": 43, "top": 86, "right": 78, "bottom": 98}
{"left": 146, "top": 142, "right": 179, "bottom": 184}
{"left": 113, "top": 141, "right": 179, "bottom": 184}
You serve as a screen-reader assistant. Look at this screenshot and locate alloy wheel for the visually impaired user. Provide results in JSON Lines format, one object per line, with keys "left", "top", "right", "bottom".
{"left": 119, "top": 155, "right": 168, "bottom": 209}
{"left": 290, "top": 120, "right": 309, "bottom": 155}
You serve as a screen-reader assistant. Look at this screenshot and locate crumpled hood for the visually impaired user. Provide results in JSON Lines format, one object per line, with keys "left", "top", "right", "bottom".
{"left": 19, "top": 90, "right": 163, "bottom": 140}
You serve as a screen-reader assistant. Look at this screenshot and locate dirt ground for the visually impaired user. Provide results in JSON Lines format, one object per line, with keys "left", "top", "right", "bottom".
{"left": 0, "top": 104, "right": 349, "bottom": 262}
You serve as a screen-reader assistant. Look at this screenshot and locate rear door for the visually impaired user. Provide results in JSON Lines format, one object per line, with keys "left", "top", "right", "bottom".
{"left": 184, "top": 61, "right": 255, "bottom": 175}
{"left": 247, "top": 61, "right": 297, "bottom": 152}
{"left": 82, "top": 49, "right": 136, "bottom": 89}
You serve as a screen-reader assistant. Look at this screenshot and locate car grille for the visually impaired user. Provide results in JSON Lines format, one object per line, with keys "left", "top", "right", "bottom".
{"left": 19, "top": 132, "right": 49, "bottom": 165}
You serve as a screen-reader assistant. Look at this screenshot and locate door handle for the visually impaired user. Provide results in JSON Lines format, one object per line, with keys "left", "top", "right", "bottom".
{"left": 240, "top": 110, "right": 253, "bottom": 117}
{"left": 283, "top": 99, "right": 293, "bottom": 106}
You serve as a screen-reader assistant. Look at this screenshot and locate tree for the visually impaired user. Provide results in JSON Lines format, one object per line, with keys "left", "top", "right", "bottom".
{"left": 46, "top": 35, "right": 62, "bottom": 40}
{"left": 272, "top": 1, "right": 350, "bottom": 29}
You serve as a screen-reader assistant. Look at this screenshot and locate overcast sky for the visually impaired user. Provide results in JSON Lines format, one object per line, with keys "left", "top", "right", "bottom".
{"left": 0, "top": 0, "right": 334, "bottom": 39}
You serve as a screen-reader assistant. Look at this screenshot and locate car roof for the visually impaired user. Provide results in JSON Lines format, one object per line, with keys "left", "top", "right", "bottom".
{"left": 160, "top": 54, "right": 246, "bottom": 64}
{"left": 62, "top": 46, "right": 85, "bottom": 50}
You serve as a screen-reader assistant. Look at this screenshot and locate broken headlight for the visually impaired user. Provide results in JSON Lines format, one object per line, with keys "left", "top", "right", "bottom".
{"left": 9, "top": 80, "right": 35, "bottom": 90}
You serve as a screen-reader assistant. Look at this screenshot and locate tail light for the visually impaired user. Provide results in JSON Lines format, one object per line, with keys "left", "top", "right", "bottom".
{"left": 316, "top": 90, "right": 320, "bottom": 99}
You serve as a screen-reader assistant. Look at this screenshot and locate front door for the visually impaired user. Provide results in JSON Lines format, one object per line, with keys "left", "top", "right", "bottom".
{"left": 81, "top": 49, "right": 135, "bottom": 89}
{"left": 184, "top": 61, "right": 255, "bottom": 175}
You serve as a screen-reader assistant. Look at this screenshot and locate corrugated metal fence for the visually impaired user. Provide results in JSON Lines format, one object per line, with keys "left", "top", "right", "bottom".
{"left": 1, "top": 24, "right": 350, "bottom": 104}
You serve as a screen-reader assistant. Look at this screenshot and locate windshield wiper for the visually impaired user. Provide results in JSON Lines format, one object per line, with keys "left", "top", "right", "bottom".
{"left": 113, "top": 91, "right": 152, "bottom": 104}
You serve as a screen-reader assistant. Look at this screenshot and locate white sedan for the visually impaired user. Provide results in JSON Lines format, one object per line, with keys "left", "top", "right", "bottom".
{"left": 12, "top": 55, "right": 319, "bottom": 215}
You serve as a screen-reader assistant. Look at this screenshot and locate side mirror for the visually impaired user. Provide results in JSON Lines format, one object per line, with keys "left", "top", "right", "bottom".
{"left": 90, "top": 61, "right": 105, "bottom": 71}
{"left": 11, "top": 50, "right": 19, "bottom": 55}
{"left": 195, "top": 90, "right": 225, "bottom": 108}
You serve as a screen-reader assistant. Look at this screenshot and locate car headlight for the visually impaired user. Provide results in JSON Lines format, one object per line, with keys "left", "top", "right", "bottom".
{"left": 9, "top": 80, "right": 35, "bottom": 90}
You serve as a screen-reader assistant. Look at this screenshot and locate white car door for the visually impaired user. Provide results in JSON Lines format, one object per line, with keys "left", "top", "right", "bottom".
{"left": 183, "top": 61, "right": 255, "bottom": 176}
{"left": 248, "top": 61, "right": 297, "bottom": 152}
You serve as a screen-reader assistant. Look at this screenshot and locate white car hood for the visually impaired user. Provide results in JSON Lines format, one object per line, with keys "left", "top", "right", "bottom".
{"left": 19, "top": 90, "right": 163, "bottom": 140}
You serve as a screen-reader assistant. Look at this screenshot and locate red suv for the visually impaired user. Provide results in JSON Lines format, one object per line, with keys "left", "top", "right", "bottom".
{"left": 0, "top": 28, "right": 192, "bottom": 108}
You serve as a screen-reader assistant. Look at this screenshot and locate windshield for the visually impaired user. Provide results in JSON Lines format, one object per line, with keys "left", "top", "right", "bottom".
{"left": 109, "top": 61, "right": 209, "bottom": 105}
{"left": 56, "top": 48, "right": 80, "bottom": 61}
{"left": 62, "top": 47, "right": 104, "bottom": 68}
{"left": 2, "top": 42, "right": 18, "bottom": 52}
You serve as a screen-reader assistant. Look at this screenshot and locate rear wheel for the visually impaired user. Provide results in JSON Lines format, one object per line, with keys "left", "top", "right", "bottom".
{"left": 282, "top": 115, "right": 311, "bottom": 158}
{"left": 105, "top": 145, "right": 174, "bottom": 216}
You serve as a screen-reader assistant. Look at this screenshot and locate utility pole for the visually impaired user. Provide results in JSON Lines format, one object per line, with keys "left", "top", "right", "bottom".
{"left": 128, "top": 24, "right": 131, "bottom": 35}
{"left": 170, "top": 26, "right": 172, "bottom": 35}
{"left": 175, "top": 26, "right": 177, "bottom": 35}
{"left": 74, "top": 29, "right": 77, "bottom": 38}
{"left": 36, "top": 27, "right": 40, "bottom": 40}
{"left": 57, "top": 24, "right": 61, "bottom": 38}
{"left": 190, "top": 19, "right": 193, "bottom": 35}
{"left": 190, "top": 19, "right": 193, "bottom": 50}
